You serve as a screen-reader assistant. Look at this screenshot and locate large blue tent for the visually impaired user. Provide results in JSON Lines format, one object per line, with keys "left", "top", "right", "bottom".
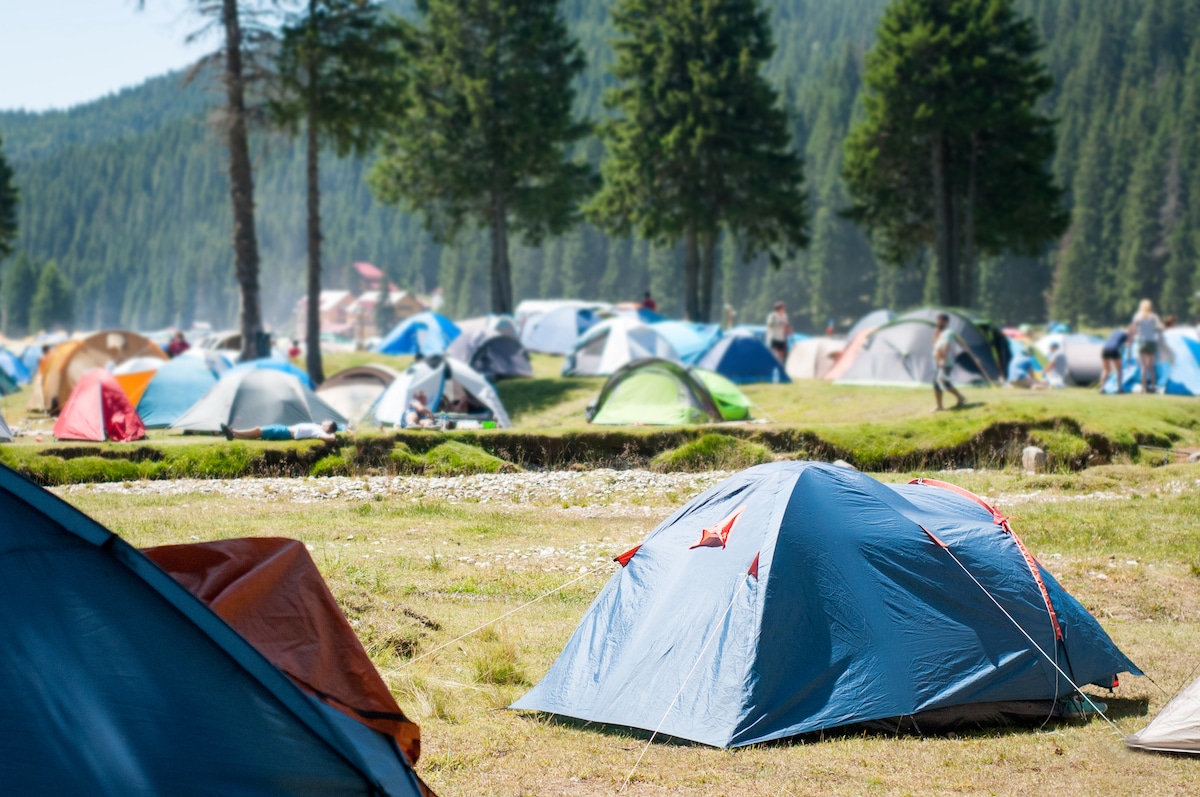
{"left": 695, "top": 334, "right": 790, "bottom": 384}
{"left": 0, "top": 348, "right": 31, "bottom": 385}
{"left": 376, "top": 312, "right": 461, "bottom": 357}
{"left": 1103, "top": 329, "right": 1200, "bottom": 395}
{"left": 514, "top": 462, "right": 1138, "bottom": 748}
{"left": 0, "top": 463, "right": 425, "bottom": 794}
{"left": 136, "top": 356, "right": 220, "bottom": 428}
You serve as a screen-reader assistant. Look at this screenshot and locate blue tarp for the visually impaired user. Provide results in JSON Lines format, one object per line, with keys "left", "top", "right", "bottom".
{"left": 0, "top": 349, "right": 31, "bottom": 385}
{"left": 228, "top": 358, "right": 315, "bottom": 390}
{"left": 651, "top": 322, "right": 722, "bottom": 365}
{"left": 514, "top": 462, "right": 1139, "bottom": 748}
{"left": 0, "top": 464, "right": 424, "bottom": 795}
{"left": 376, "top": 312, "right": 461, "bottom": 357}
{"left": 136, "top": 356, "right": 219, "bottom": 428}
{"left": 695, "top": 335, "right": 790, "bottom": 384}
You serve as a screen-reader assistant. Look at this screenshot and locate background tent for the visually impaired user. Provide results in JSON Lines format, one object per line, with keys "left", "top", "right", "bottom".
{"left": 695, "top": 335, "right": 790, "bottom": 384}
{"left": 587, "top": 358, "right": 747, "bottom": 425}
{"left": 456, "top": 314, "right": 519, "bottom": 339}
{"left": 376, "top": 312, "right": 460, "bottom": 357}
{"left": 316, "top": 364, "right": 402, "bottom": 424}
{"left": 136, "top": 357, "right": 221, "bottom": 428}
{"left": 1035, "top": 333, "right": 1105, "bottom": 386}
{"left": 651, "top": 321, "right": 722, "bottom": 365}
{"left": 786, "top": 337, "right": 846, "bottom": 380}
{"left": 0, "top": 464, "right": 426, "bottom": 795}
{"left": 1127, "top": 674, "right": 1200, "bottom": 754}
{"left": 367, "top": 356, "right": 511, "bottom": 428}
{"left": 520, "top": 304, "right": 601, "bottom": 355}
{"left": 34, "top": 330, "right": 167, "bottom": 413}
{"left": 562, "top": 318, "right": 680, "bottom": 377}
{"left": 113, "top": 356, "right": 168, "bottom": 407}
{"left": 514, "top": 463, "right": 1138, "bottom": 748}
{"left": 894, "top": 308, "right": 1009, "bottom": 379}
{"left": 228, "top": 358, "right": 316, "bottom": 390}
{"left": 846, "top": 308, "right": 895, "bottom": 341}
{"left": 0, "top": 348, "right": 32, "bottom": 385}
{"left": 171, "top": 368, "right": 347, "bottom": 433}
{"left": 446, "top": 328, "right": 533, "bottom": 381}
{"left": 180, "top": 346, "right": 234, "bottom": 375}
{"left": 1104, "top": 328, "right": 1200, "bottom": 395}
{"left": 53, "top": 368, "right": 146, "bottom": 442}
{"left": 835, "top": 313, "right": 1002, "bottom": 387}
{"left": 0, "top": 411, "right": 11, "bottom": 441}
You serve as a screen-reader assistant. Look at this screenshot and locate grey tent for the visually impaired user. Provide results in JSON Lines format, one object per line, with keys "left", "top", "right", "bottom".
{"left": 1127, "top": 675, "right": 1200, "bottom": 754}
{"left": 785, "top": 337, "right": 846, "bottom": 380}
{"left": 836, "top": 309, "right": 1004, "bottom": 387}
{"left": 366, "top": 355, "right": 511, "bottom": 428}
{"left": 171, "top": 368, "right": 347, "bottom": 433}
{"left": 0, "top": 411, "right": 11, "bottom": 442}
{"left": 846, "top": 308, "right": 895, "bottom": 341}
{"left": 316, "top": 365, "right": 402, "bottom": 424}
{"left": 446, "top": 328, "right": 533, "bottom": 381}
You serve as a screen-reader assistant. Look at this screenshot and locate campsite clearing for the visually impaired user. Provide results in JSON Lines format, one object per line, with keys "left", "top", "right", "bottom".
{"left": 61, "top": 464, "right": 1200, "bottom": 796}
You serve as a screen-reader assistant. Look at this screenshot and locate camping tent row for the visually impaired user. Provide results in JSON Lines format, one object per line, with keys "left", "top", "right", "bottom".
{"left": 514, "top": 462, "right": 1139, "bottom": 747}
{"left": 0, "top": 463, "right": 429, "bottom": 794}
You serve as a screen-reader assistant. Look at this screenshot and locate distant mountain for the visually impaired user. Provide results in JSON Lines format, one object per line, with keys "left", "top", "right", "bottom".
{"left": 2, "top": 0, "right": 1197, "bottom": 334}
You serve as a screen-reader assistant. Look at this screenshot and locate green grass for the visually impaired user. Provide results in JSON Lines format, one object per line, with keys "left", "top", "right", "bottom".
{"left": 651, "top": 433, "right": 774, "bottom": 472}
{"left": 59, "top": 464, "right": 1200, "bottom": 796}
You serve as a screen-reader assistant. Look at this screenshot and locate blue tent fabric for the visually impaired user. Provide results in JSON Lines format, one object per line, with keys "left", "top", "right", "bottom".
{"left": 1103, "top": 331, "right": 1200, "bottom": 395}
{"left": 377, "top": 312, "right": 461, "bottom": 356}
{"left": 695, "top": 335, "right": 790, "bottom": 384}
{"left": 651, "top": 322, "right": 722, "bottom": 365}
{"left": 0, "top": 464, "right": 424, "bottom": 795}
{"left": 514, "top": 463, "right": 1138, "bottom": 748}
{"left": 137, "top": 356, "right": 220, "bottom": 428}
{"left": 229, "top": 358, "right": 316, "bottom": 390}
{"left": 20, "top": 345, "right": 42, "bottom": 374}
{"left": 0, "top": 349, "right": 31, "bottom": 384}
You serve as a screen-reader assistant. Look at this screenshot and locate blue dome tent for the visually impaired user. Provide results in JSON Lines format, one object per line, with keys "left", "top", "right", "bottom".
{"left": 695, "top": 334, "right": 790, "bottom": 384}
{"left": 0, "top": 348, "right": 32, "bottom": 385}
{"left": 376, "top": 312, "right": 461, "bottom": 357}
{"left": 515, "top": 463, "right": 1139, "bottom": 748}
{"left": 0, "top": 463, "right": 427, "bottom": 794}
{"left": 520, "top": 305, "right": 600, "bottom": 355}
{"left": 136, "top": 356, "right": 221, "bottom": 428}
{"left": 651, "top": 322, "right": 722, "bottom": 365}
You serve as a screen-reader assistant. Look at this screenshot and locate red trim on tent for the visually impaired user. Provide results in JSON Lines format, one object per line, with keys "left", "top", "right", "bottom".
{"left": 920, "top": 525, "right": 949, "bottom": 548}
{"left": 614, "top": 545, "right": 640, "bottom": 567}
{"left": 689, "top": 505, "right": 746, "bottom": 549}
{"left": 910, "top": 478, "right": 1062, "bottom": 640}
{"left": 748, "top": 553, "right": 759, "bottom": 579}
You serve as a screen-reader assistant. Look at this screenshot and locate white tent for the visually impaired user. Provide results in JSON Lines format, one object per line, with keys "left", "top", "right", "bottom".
{"left": 0, "top": 410, "right": 12, "bottom": 442}
{"left": 561, "top": 318, "right": 681, "bottom": 377}
{"left": 1127, "top": 675, "right": 1200, "bottom": 754}
{"left": 366, "top": 356, "right": 511, "bottom": 428}
{"left": 786, "top": 337, "right": 846, "bottom": 380}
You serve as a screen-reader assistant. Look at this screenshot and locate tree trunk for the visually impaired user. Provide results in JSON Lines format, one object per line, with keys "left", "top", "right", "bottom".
{"left": 699, "top": 230, "right": 716, "bottom": 324}
{"left": 304, "top": 43, "right": 325, "bottom": 384}
{"left": 222, "top": 0, "right": 264, "bottom": 361}
{"left": 931, "top": 129, "right": 957, "bottom": 306}
{"left": 683, "top": 222, "right": 700, "bottom": 321}
{"left": 489, "top": 191, "right": 513, "bottom": 315}
{"left": 960, "top": 134, "right": 979, "bottom": 310}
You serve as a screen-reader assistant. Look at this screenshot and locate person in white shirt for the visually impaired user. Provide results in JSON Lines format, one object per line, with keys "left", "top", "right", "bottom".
{"left": 766, "top": 302, "right": 790, "bottom": 362}
{"left": 932, "top": 313, "right": 967, "bottom": 411}
{"left": 221, "top": 420, "right": 338, "bottom": 443}
{"left": 1127, "top": 299, "right": 1168, "bottom": 393}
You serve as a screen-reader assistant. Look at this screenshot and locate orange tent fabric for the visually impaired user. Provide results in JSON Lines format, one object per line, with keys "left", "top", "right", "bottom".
{"left": 114, "top": 370, "right": 157, "bottom": 407}
{"left": 143, "top": 537, "right": 422, "bottom": 766}
{"left": 36, "top": 331, "right": 166, "bottom": 413}
{"left": 823, "top": 326, "right": 875, "bottom": 382}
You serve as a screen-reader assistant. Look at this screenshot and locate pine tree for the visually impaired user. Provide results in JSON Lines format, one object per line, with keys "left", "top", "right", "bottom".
{"left": 843, "top": 0, "right": 1067, "bottom": 309}
{"left": 270, "top": 0, "right": 407, "bottom": 383}
{"left": 369, "top": 0, "right": 593, "bottom": 316}
{"left": 29, "top": 260, "right": 74, "bottom": 332}
{"left": 0, "top": 132, "right": 16, "bottom": 263}
{"left": 589, "top": 0, "right": 808, "bottom": 322}
{"left": 2, "top": 251, "right": 37, "bottom": 336}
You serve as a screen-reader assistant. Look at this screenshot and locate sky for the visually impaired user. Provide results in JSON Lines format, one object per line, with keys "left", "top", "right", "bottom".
{"left": 0, "top": 1, "right": 218, "bottom": 113}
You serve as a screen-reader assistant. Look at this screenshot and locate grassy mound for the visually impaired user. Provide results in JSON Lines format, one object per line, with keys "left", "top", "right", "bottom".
{"left": 390, "top": 440, "right": 514, "bottom": 476}
{"left": 651, "top": 434, "right": 774, "bottom": 472}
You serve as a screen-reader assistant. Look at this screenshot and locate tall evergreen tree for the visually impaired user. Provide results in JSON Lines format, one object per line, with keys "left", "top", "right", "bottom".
{"left": 0, "top": 132, "right": 16, "bottom": 263}
{"left": 369, "top": 0, "right": 592, "bottom": 316}
{"left": 2, "top": 252, "right": 37, "bottom": 337}
{"left": 270, "top": 0, "right": 407, "bottom": 383}
{"left": 589, "top": 0, "right": 809, "bottom": 322}
{"left": 143, "top": 0, "right": 270, "bottom": 359}
{"left": 29, "top": 260, "right": 74, "bottom": 333}
{"left": 843, "top": 0, "right": 1067, "bottom": 308}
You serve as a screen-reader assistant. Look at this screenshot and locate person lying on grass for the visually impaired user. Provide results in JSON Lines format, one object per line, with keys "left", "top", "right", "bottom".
{"left": 220, "top": 420, "right": 338, "bottom": 443}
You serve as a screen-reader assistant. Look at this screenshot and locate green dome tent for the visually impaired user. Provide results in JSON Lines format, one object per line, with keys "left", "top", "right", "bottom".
{"left": 588, "top": 358, "right": 750, "bottom": 425}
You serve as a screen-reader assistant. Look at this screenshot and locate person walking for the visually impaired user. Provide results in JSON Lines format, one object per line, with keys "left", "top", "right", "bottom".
{"left": 1099, "top": 327, "right": 1128, "bottom": 393}
{"left": 932, "top": 313, "right": 967, "bottom": 411}
{"left": 766, "top": 302, "right": 790, "bottom": 363}
{"left": 1129, "top": 299, "right": 1167, "bottom": 393}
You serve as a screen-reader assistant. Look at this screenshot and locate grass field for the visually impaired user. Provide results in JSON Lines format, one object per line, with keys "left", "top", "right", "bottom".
{"left": 60, "top": 464, "right": 1200, "bottom": 796}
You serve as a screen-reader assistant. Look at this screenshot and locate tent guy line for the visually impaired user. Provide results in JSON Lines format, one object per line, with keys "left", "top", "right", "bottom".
{"left": 385, "top": 567, "right": 603, "bottom": 675}
{"left": 930, "top": 534, "right": 1125, "bottom": 738}
{"left": 620, "top": 573, "right": 752, "bottom": 793}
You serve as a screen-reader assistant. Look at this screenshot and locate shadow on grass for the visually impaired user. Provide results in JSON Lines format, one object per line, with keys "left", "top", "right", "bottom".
{"left": 496, "top": 377, "right": 594, "bottom": 418}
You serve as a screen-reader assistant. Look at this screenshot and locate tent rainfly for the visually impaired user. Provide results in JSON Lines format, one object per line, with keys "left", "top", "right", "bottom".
{"left": 367, "top": 355, "right": 511, "bottom": 428}
{"left": 446, "top": 328, "right": 533, "bottom": 381}
{"left": 562, "top": 318, "right": 681, "bottom": 377}
{"left": 588, "top": 358, "right": 750, "bottom": 425}
{"left": 53, "top": 369, "right": 147, "bottom": 443}
{"left": 1127, "top": 675, "right": 1200, "bottom": 754}
{"left": 171, "top": 368, "right": 347, "bottom": 433}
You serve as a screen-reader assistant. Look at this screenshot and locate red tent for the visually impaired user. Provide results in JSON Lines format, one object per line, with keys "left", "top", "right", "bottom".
{"left": 52, "top": 368, "right": 147, "bottom": 442}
